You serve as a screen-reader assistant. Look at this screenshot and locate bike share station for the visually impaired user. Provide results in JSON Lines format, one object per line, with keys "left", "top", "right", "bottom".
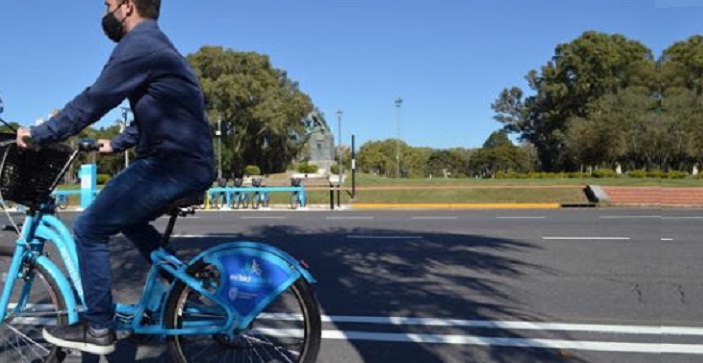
{"left": 207, "top": 177, "right": 308, "bottom": 210}
{"left": 52, "top": 168, "right": 309, "bottom": 211}
{"left": 51, "top": 164, "right": 100, "bottom": 210}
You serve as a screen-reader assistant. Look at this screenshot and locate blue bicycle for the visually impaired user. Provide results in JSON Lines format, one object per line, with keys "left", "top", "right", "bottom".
{"left": 251, "top": 178, "right": 270, "bottom": 210}
{"left": 230, "top": 178, "right": 250, "bottom": 209}
{"left": 0, "top": 106, "right": 321, "bottom": 363}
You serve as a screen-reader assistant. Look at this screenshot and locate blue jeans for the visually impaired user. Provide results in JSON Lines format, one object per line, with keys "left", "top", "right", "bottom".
{"left": 73, "top": 158, "right": 210, "bottom": 329}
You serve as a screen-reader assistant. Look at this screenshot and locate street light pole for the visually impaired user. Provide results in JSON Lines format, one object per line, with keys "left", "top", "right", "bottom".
{"left": 395, "top": 97, "right": 403, "bottom": 178}
{"left": 336, "top": 110, "right": 343, "bottom": 208}
{"left": 216, "top": 116, "right": 222, "bottom": 180}
{"left": 120, "top": 107, "right": 131, "bottom": 168}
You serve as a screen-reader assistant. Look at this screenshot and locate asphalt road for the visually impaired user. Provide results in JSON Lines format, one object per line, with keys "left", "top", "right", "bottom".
{"left": 1, "top": 207, "right": 700, "bottom": 363}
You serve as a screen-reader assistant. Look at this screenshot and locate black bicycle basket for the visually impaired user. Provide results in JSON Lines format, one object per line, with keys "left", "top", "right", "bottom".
{"left": 0, "top": 134, "right": 73, "bottom": 207}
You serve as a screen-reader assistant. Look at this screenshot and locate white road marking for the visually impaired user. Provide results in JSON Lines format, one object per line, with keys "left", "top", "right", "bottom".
{"left": 255, "top": 328, "right": 703, "bottom": 354}
{"left": 599, "top": 215, "right": 661, "bottom": 219}
{"left": 172, "top": 234, "right": 240, "bottom": 238}
{"left": 347, "top": 235, "right": 424, "bottom": 240}
{"left": 260, "top": 314, "right": 703, "bottom": 335}
{"left": 662, "top": 238, "right": 674, "bottom": 241}
{"left": 326, "top": 216, "right": 375, "bottom": 220}
{"left": 542, "top": 237, "right": 630, "bottom": 241}
{"left": 13, "top": 310, "right": 703, "bottom": 355}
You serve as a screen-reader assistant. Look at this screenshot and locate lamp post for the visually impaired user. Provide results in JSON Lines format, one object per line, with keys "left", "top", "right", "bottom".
{"left": 216, "top": 116, "right": 222, "bottom": 180}
{"left": 336, "top": 110, "right": 343, "bottom": 207}
{"left": 395, "top": 97, "right": 403, "bottom": 178}
{"left": 120, "top": 107, "right": 131, "bottom": 168}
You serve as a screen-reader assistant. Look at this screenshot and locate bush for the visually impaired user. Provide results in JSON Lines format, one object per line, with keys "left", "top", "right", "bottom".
{"left": 568, "top": 172, "right": 585, "bottom": 178}
{"left": 495, "top": 171, "right": 508, "bottom": 179}
{"left": 666, "top": 171, "right": 686, "bottom": 179}
{"left": 244, "top": 165, "right": 261, "bottom": 176}
{"left": 330, "top": 164, "right": 342, "bottom": 175}
{"left": 297, "top": 163, "right": 319, "bottom": 174}
{"left": 628, "top": 169, "right": 647, "bottom": 178}
{"left": 592, "top": 169, "right": 616, "bottom": 178}
{"left": 646, "top": 170, "right": 663, "bottom": 179}
{"left": 96, "top": 174, "right": 111, "bottom": 185}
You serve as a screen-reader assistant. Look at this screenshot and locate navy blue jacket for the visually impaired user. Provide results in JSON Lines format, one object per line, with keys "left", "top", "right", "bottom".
{"left": 31, "top": 20, "right": 215, "bottom": 182}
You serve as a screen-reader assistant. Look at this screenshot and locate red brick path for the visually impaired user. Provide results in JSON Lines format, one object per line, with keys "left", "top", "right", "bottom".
{"left": 604, "top": 187, "right": 703, "bottom": 206}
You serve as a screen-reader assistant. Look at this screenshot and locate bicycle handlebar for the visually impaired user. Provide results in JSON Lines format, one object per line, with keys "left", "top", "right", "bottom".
{"left": 78, "top": 139, "right": 102, "bottom": 152}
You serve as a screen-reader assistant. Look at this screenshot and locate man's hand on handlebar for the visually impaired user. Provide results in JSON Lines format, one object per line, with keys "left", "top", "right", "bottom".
{"left": 98, "top": 139, "right": 113, "bottom": 154}
{"left": 16, "top": 127, "right": 31, "bottom": 149}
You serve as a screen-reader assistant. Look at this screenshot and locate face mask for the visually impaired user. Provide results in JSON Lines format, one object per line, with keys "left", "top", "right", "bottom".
{"left": 102, "top": 2, "right": 126, "bottom": 43}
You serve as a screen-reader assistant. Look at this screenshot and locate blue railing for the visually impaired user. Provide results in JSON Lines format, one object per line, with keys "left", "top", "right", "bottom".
{"left": 50, "top": 186, "right": 306, "bottom": 210}
{"left": 208, "top": 187, "right": 306, "bottom": 209}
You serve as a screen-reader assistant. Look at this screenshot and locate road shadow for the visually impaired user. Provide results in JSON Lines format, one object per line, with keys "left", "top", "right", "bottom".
{"left": 102, "top": 223, "right": 588, "bottom": 363}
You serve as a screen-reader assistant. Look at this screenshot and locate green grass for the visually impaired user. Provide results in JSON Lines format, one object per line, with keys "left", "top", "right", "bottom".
{"left": 351, "top": 173, "right": 698, "bottom": 187}
{"left": 51, "top": 173, "right": 700, "bottom": 207}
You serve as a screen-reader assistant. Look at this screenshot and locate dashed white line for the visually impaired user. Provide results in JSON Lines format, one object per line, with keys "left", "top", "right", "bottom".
{"left": 599, "top": 215, "right": 660, "bottom": 219}
{"left": 542, "top": 237, "right": 630, "bottom": 241}
{"left": 347, "top": 235, "right": 424, "bottom": 240}
{"left": 240, "top": 216, "right": 287, "bottom": 220}
{"left": 172, "top": 234, "right": 240, "bottom": 239}
{"left": 662, "top": 238, "right": 674, "bottom": 241}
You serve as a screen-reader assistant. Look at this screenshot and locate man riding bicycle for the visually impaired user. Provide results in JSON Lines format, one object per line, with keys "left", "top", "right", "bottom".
{"left": 15, "top": 0, "right": 215, "bottom": 355}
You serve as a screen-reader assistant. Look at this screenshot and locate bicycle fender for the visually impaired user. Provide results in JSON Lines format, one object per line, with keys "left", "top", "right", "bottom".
{"left": 34, "top": 255, "right": 80, "bottom": 324}
{"left": 188, "top": 241, "right": 315, "bottom": 284}
{"left": 187, "top": 241, "right": 314, "bottom": 327}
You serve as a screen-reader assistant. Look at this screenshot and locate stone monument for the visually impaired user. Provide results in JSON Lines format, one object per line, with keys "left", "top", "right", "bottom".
{"left": 303, "top": 110, "right": 335, "bottom": 174}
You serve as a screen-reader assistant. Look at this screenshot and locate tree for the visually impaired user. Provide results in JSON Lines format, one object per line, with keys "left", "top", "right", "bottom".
{"left": 492, "top": 31, "right": 655, "bottom": 171}
{"left": 660, "top": 36, "right": 703, "bottom": 171}
{"left": 187, "top": 46, "right": 315, "bottom": 175}
{"left": 426, "top": 148, "right": 470, "bottom": 178}
{"left": 357, "top": 139, "right": 413, "bottom": 178}
{"left": 467, "top": 131, "right": 529, "bottom": 177}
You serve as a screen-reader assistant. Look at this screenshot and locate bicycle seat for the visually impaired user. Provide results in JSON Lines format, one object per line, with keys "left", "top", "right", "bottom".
{"left": 166, "top": 193, "right": 204, "bottom": 215}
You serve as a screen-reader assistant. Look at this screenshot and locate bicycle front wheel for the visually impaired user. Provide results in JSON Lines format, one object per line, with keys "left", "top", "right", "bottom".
{"left": 0, "top": 250, "right": 73, "bottom": 363}
{"left": 164, "top": 261, "right": 321, "bottom": 363}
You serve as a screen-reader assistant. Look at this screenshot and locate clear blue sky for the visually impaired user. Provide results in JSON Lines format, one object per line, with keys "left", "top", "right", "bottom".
{"left": 0, "top": 1, "right": 695, "bottom": 149}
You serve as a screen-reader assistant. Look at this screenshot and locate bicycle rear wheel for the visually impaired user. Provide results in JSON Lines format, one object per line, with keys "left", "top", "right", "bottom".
{"left": 164, "top": 261, "right": 321, "bottom": 363}
{"left": 0, "top": 250, "right": 75, "bottom": 363}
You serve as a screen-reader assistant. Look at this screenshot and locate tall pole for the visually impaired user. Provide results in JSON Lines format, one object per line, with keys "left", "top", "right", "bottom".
{"left": 395, "top": 97, "right": 403, "bottom": 178}
{"left": 351, "top": 134, "right": 356, "bottom": 199}
{"left": 336, "top": 110, "right": 343, "bottom": 208}
{"left": 120, "top": 107, "right": 131, "bottom": 168}
{"left": 216, "top": 116, "right": 222, "bottom": 180}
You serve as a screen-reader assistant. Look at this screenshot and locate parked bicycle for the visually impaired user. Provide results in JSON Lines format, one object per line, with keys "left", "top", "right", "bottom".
{"left": 230, "top": 178, "right": 249, "bottom": 209}
{"left": 290, "top": 178, "right": 303, "bottom": 210}
{"left": 55, "top": 193, "right": 69, "bottom": 210}
{"left": 209, "top": 177, "right": 228, "bottom": 209}
{"left": 0, "top": 97, "right": 321, "bottom": 363}
{"left": 251, "top": 177, "right": 270, "bottom": 209}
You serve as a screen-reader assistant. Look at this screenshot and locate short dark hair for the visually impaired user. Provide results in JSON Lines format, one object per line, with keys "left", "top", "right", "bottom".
{"left": 132, "top": 0, "right": 160, "bottom": 20}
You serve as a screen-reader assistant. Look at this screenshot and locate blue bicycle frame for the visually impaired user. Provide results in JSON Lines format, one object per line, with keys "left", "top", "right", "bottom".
{"left": 0, "top": 207, "right": 316, "bottom": 337}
